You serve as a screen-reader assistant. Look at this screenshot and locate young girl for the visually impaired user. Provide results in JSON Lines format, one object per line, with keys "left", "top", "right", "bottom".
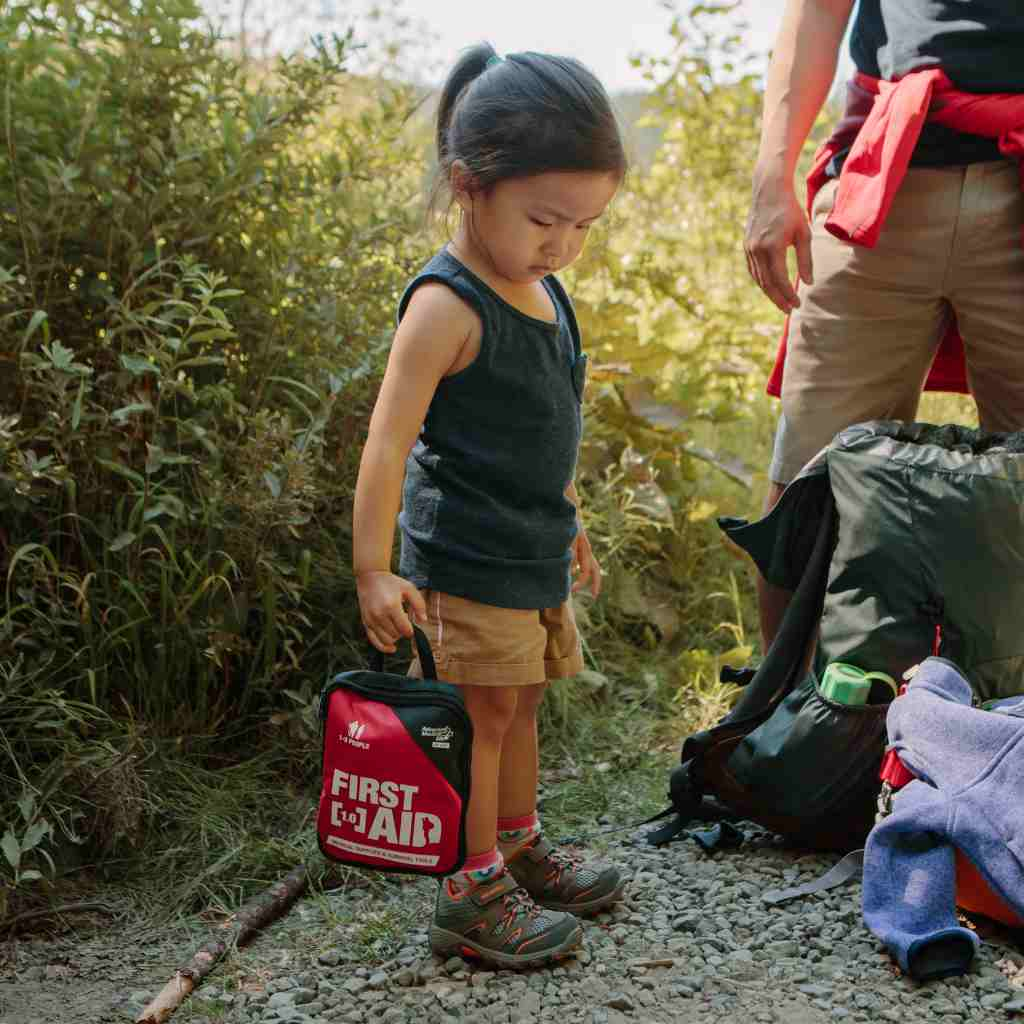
{"left": 352, "top": 43, "right": 626, "bottom": 969}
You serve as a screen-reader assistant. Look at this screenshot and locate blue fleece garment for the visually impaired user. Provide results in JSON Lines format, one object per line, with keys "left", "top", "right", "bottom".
{"left": 863, "top": 657, "right": 1024, "bottom": 981}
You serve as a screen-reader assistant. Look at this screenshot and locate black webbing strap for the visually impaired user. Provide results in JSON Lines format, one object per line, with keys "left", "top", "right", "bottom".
{"left": 368, "top": 624, "right": 437, "bottom": 679}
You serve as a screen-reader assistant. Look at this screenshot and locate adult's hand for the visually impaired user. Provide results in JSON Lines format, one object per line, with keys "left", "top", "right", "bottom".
{"left": 744, "top": 171, "right": 813, "bottom": 314}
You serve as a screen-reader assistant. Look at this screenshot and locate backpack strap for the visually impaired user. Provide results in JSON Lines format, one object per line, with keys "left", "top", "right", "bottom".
{"left": 691, "top": 488, "right": 837, "bottom": 752}
{"left": 761, "top": 849, "right": 865, "bottom": 904}
{"left": 647, "top": 488, "right": 838, "bottom": 846}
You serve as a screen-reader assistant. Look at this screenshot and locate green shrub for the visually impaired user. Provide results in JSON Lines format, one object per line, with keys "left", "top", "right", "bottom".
{"left": 563, "top": 4, "right": 778, "bottom": 664}
{"left": 1, "top": 0, "right": 427, "bottom": 717}
{"left": 0, "top": 0, "right": 430, "bottom": 902}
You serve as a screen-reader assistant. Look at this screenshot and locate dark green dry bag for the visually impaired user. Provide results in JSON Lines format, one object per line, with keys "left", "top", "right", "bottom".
{"left": 651, "top": 422, "right": 1024, "bottom": 851}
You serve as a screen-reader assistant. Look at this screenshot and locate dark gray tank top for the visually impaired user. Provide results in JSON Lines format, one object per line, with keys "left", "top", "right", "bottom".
{"left": 397, "top": 249, "right": 586, "bottom": 609}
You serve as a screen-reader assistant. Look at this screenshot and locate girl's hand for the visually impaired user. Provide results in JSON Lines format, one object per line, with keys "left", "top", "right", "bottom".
{"left": 571, "top": 524, "right": 602, "bottom": 597}
{"left": 356, "top": 571, "right": 428, "bottom": 654}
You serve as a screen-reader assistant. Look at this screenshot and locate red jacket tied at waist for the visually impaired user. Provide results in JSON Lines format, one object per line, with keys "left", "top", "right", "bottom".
{"left": 767, "top": 70, "right": 1024, "bottom": 399}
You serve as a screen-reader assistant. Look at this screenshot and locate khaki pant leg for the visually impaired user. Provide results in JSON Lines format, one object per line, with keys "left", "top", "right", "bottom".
{"left": 945, "top": 160, "right": 1024, "bottom": 434}
{"left": 771, "top": 170, "right": 963, "bottom": 485}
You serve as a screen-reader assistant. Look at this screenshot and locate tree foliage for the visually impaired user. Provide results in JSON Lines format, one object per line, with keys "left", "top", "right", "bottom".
{"left": 1, "top": 0, "right": 431, "bottom": 901}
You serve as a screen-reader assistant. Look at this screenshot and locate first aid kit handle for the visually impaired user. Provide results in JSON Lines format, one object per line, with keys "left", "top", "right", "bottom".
{"left": 368, "top": 624, "right": 438, "bottom": 680}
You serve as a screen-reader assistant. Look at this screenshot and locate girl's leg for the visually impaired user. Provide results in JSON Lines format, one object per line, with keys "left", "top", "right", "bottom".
{"left": 431, "top": 681, "right": 584, "bottom": 968}
{"left": 459, "top": 683, "right": 519, "bottom": 856}
{"left": 497, "top": 678, "right": 623, "bottom": 914}
{"left": 497, "top": 682, "right": 545, "bottom": 818}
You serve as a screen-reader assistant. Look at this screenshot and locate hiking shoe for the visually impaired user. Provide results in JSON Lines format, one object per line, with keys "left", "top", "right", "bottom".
{"left": 429, "top": 869, "right": 583, "bottom": 969}
{"left": 506, "top": 835, "right": 624, "bottom": 915}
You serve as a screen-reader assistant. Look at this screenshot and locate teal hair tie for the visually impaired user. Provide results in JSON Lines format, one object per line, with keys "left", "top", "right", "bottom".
{"left": 485, "top": 54, "right": 504, "bottom": 68}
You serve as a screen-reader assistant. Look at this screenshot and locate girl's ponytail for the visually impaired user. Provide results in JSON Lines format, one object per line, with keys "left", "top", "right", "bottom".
{"left": 431, "top": 43, "right": 625, "bottom": 220}
{"left": 436, "top": 43, "right": 498, "bottom": 165}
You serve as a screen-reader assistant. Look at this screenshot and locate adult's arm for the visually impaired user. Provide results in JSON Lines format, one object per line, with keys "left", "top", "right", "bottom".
{"left": 744, "top": 0, "right": 855, "bottom": 313}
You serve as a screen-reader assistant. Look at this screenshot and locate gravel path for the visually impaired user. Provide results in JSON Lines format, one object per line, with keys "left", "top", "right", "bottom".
{"left": 3, "top": 829, "right": 1024, "bottom": 1024}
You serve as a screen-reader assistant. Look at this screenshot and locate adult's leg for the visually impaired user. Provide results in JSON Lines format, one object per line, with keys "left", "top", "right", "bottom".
{"left": 762, "top": 169, "right": 963, "bottom": 650}
{"left": 946, "top": 161, "right": 1024, "bottom": 433}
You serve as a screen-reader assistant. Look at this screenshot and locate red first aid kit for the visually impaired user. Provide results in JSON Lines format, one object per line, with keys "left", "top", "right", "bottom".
{"left": 317, "top": 627, "right": 472, "bottom": 876}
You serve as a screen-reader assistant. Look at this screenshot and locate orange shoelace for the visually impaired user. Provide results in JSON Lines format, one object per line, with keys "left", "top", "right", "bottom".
{"left": 542, "top": 845, "right": 583, "bottom": 889}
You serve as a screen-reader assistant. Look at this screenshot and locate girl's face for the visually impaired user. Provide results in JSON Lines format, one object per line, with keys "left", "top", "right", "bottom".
{"left": 456, "top": 170, "right": 620, "bottom": 285}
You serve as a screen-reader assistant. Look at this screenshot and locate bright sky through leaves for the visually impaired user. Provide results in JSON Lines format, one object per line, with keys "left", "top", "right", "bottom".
{"left": 400, "top": 0, "right": 793, "bottom": 91}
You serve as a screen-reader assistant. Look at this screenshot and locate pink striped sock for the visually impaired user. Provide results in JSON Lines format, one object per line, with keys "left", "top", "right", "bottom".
{"left": 450, "top": 847, "right": 504, "bottom": 889}
{"left": 497, "top": 812, "right": 541, "bottom": 858}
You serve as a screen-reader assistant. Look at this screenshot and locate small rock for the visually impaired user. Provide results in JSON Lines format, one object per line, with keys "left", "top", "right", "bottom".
{"left": 802, "top": 913, "right": 826, "bottom": 934}
{"left": 317, "top": 951, "right": 342, "bottom": 967}
{"left": 976, "top": 973, "right": 1011, "bottom": 992}
{"left": 797, "top": 984, "right": 833, "bottom": 1000}
{"left": 267, "top": 991, "right": 297, "bottom": 1008}
{"left": 727, "top": 961, "right": 765, "bottom": 982}
{"left": 980, "top": 992, "right": 1010, "bottom": 1010}
{"left": 605, "top": 993, "right": 635, "bottom": 1012}
{"left": 515, "top": 991, "right": 542, "bottom": 1018}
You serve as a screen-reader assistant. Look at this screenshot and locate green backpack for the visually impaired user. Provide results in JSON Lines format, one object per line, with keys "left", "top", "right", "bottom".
{"left": 649, "top": 421, "right": 1024, "bottom": 852}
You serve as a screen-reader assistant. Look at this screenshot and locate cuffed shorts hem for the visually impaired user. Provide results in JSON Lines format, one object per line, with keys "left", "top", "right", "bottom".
{"left": 410, "top": 589, "right": 584, "bottom": 688}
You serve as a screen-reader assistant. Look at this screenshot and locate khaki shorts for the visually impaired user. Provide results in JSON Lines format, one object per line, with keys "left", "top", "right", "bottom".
{"left": 409, "top": 590, "right": 584, "bottom": 687}
{"left": 771, "top": 160, "right": 1024, "bottom": 485}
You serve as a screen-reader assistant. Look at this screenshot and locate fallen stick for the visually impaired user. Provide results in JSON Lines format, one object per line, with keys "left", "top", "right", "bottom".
{"left": 136, "top": 862, "right": 309, "bottom": 1024}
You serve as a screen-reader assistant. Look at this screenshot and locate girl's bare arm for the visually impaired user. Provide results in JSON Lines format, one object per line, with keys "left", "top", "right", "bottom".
{"left": 353, "top": 283, "right": 480, "bottom": 651}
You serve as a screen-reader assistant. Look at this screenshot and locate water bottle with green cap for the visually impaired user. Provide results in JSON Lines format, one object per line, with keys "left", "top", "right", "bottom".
{"left": 819, "top": 662, "right": 899, "bottom": 705}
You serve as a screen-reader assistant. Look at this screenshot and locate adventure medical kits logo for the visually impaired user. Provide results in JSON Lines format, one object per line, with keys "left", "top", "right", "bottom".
{"left": 421, "top": 724, "right": 453, "bottom": 749}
